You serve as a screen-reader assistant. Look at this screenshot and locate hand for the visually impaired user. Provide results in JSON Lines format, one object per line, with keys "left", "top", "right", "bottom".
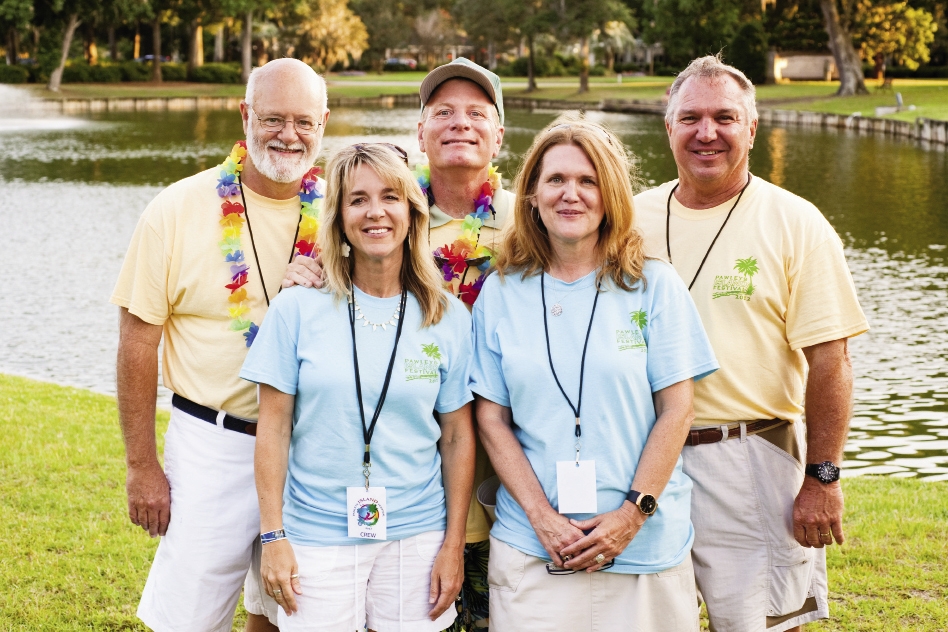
{"left": 261, "top": 539, "right": 302, "bottom": 615}
{"left": 282, "top": 254, "right": 324, "bottom": 289}
{"left": 561, "top": 502, "right": 645, "bottom": 572}
{"left": 793, "top": 476, "right": 845, "bottom": 548}
{"left": 126, "top": 460, "right": 171, "bottom": 537}
{"left": 428, "top": 541, "right": 464, "bottom": 620}
{"left": 529, "top": 507, "right": 586, "bottom": 567}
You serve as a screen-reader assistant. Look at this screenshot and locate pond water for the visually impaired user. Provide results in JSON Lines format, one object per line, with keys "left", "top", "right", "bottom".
{"left": 1, "top": 98, "right": 947, "bottom": 480}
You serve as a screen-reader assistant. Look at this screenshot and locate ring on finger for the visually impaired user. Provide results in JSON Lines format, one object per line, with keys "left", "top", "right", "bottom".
{"left": 290, "top": 573, "right": 300, "bottom": 579}
{"left": 562, "top": 554, "right": 572, "bottom": 562}
{"left": 594, "top": 553, "right": 606, "bottom": 565}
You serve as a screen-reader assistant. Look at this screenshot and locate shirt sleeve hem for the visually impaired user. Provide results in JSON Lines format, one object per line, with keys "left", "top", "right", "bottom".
{"left": 650, "top": 361, "right": 720, "bottom": 393}
{"left": 788, "top": 322, "right": 870, "bottom": 352}
{"left": 238, "top": 371, "right": 298, "bottom": 396}
{"left": 470, "top": 387, "right": 510, "bottom": 408}
{"left": 111, "top": 297, "right": 168, "bottom": 327}
{"left": 435, "top": 392, "right": 474, "bottom": 415}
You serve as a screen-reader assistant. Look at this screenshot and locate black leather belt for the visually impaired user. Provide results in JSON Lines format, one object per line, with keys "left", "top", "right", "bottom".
{"left": 172, "top": 393, "right": 258, "bottom": 436}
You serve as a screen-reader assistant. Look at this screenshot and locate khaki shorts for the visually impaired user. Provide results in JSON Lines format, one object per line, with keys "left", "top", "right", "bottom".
{"left": 488, "top": 537, "right": 699, "bottom": 632}
{"left": 683, "top": 421, "right": 830, "bottom": 632}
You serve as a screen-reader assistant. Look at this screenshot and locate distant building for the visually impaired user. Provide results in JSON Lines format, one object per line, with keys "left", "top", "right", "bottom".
{"left": 767, "top": 51, "right": 838, "bottom": 82}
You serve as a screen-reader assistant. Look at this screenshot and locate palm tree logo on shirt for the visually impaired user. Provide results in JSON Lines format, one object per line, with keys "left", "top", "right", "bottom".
{"left": 617, "top": 311, "right": 648, "bottom": 352}
{"left": 630, "top": 310, "right": 648, "bottom": 330}
{"left": 712, "top": 256, "right": 759, "bottom": 300}
{"left": 421, "top": 343, "right": 442, "bottom": 361}
{"left": 405, "top": 343, "right": 442, "bottom": 382}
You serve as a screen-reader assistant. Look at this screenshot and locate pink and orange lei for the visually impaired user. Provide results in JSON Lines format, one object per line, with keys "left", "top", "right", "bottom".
{"left": 415, "top": 163, "right": 502, "bottom": 305}
{"left": 216, "top": 141, "right": 323, "bottom": 347}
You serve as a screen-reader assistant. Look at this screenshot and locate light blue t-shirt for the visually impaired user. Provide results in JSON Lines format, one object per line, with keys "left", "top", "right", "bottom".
{"left": 470, "top": 260, "right": 718, "bottom": 574}
{"left": 240, "top": 285, "right": 474, "bottom": 546}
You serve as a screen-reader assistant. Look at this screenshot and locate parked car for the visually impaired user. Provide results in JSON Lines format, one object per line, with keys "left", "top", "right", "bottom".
{"left": 384, "top": 57, "right": 417, "bottom": 69}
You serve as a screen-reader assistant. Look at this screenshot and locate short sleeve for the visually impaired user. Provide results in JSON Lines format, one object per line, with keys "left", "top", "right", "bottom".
{"left": 470, "top": 283, "right": 511, "bottom": 407}
{"left": 644, "top": 264, "right": 720, "bottom": 392}
{"left": 786, "top": 236, "right": 869, "bottom": 350}
{"left": 239, "top": 293, "right": 302, "bottom": 395}
{"left": 435, "top": 303, "right": 475, "bottom": 414}
{"left": 110, "top": 205, "right": 171, "bottom": 325}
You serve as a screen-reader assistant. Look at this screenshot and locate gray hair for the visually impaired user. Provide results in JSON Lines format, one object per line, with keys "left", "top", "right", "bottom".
{"left": 245, "top": 58, "right": 328, "bottom": 112}
{"left": 665, "top": 54, "right": 758, "bottom": 125}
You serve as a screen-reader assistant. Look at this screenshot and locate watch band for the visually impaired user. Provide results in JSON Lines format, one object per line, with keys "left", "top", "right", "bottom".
{"left": 625, "top": 489, "right": 657, "bottom": 515}
{"left": 260, "top": 529, "right": 286, "bottom": 544}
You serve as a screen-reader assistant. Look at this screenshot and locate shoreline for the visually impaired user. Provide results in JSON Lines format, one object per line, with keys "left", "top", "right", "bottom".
{"left": 13, "top": 92, "right": 947, "bottom": 147}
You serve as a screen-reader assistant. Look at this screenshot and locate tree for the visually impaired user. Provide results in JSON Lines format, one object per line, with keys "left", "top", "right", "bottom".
{"left": 764, "top": 0, "right": 829, "bottom": 53}
{"left": 596, "top": 19, "right": 636, "bottom": 70}
{"left": 644, "top": 0, "right": 742, "bottom": 71}
{"left": 554, "top": 0, "right": 631, "bottom": 92}
{"left": 349, "top": 0, "right": 412, "bottom": 70}
{"left": 1, "top": 0, "right": 33, "bottom": 65}
{"left": 292, "top": 0, "right": 367, "bottom": 70}
{"left": 727, "top": 20, "right": 768, "bottom": 83}
{"left": 819, "top": 0, "right": 869, "bottom": 94}
{"left": 852, "top": 0, "right": 937, "bottom": 74}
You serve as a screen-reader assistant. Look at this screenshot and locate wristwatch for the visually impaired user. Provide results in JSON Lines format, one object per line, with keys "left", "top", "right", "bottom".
{"left": 805, "top": 461, "right": 841, "bottom": 484}
{"left": 626, "top": 489, "right": 658, "bottom": 516}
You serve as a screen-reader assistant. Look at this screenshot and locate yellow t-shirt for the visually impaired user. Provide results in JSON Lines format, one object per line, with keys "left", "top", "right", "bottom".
{"left": 428, "top": 187, "right": 514, "bottom": 543}
{"left": 634, "top": 176, "right": 868, "bottom": 426}
{"left": 111, "top": 167, "right": 315, "bottom": 420}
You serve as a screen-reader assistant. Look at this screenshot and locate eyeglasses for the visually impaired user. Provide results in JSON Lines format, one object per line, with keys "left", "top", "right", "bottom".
{"left": 546, "top": 559, "right": 615, "bottom": 575}
{"left": 353, "top": 143, "right": 409, "bottom": 166}
{"left": 249, "top": 105, "right": 322, "bottom": 135}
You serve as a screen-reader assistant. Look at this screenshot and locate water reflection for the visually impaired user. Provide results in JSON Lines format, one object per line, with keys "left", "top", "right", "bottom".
{"left": 1, "top": 105, "right": 947, "bottom": 477}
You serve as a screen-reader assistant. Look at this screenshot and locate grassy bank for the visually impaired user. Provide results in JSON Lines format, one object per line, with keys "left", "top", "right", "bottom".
{"left": 1, "top": 373, "right": 945, "bottom": 630}
{"left": 19, "top": 74, "right": 948, "bottom": 122}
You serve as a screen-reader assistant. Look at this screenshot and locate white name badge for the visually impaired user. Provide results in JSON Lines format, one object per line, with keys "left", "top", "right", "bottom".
{"left": 556, "top": 460, "right": 598, "bottom": 514}
{"left": 347, "top": 487, "right": 388, "bottom": 540}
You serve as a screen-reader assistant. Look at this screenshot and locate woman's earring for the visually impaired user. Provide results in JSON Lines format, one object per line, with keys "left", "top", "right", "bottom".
{"left": 341, "top": 238, "right": 351, "bottom": 258}
{"left": 531, "top": 207, "right": 540, "bottom": 223}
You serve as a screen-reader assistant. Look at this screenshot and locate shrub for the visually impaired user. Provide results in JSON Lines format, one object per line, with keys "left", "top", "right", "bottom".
{"left": 120, "top": 61, "right": 151, "bottom": 82}
{"left": 0, "top": 64, "right": 29, "bottom": 84}
{"left": 590, "top": 64, "right": 607, "bottom": 77}
{"left": 728, "top": 21, "right": 769, "bottom": 84}
{"left": 507, "top": 55, "right": 568, "bottom": 77}
{"left": 62, "top": 62, "right": 93, "bottom": 83}
{"left": 90, "top": 64, "right": 122, "bottom": 83}
{"left": 188, "top": 62, "right": 242, "bottom": 83}
{"left": 161, "top": 62, "right": 187, "bottom": 81}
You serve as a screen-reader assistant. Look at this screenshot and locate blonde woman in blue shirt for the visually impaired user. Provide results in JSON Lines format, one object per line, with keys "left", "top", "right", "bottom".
{"left": 241, "top": 144, "right": 475, "bottom": 631}
{"left": 471, "top": 116, "right": 718, "bottom": 631}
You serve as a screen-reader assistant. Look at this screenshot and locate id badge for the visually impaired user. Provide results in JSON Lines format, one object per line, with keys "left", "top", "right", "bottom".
{"left": 346, "top": 486, "right": 387, "bottom": 540}
{"left": 556, "top": 460, "right": 598, "bottom": 514}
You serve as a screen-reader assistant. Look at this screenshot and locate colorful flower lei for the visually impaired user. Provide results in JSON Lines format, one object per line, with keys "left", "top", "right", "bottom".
{"left": 216, "top": 141, "right": 323, "bottom": 347}
{"left": 415, "top": 162, "right": 502, "bottom": 305}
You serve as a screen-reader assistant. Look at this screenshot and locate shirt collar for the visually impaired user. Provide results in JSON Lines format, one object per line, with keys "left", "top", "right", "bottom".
{"left": 428, "top": 185, "right": 511, "bottom": 229}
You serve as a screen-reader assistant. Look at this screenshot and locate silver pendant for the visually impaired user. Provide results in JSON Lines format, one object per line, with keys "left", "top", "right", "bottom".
{"left": 551, "top": 304, "right": 563, "bottom": 317}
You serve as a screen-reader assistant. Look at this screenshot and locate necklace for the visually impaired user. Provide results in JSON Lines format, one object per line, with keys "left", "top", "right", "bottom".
{"left": 416, "top": 162, "right": 502, "bottom": 306}
{"left": 665, "top": 173, "right": 752, "bottom": 290}
{"left": 216, "top": 141, "right": 323, "bottom": 347}
{"left": 353, "top": 294, "right": 403, "bottom": 331}
{"left": 547, "top": 274, "right": 583, "bottom": 316}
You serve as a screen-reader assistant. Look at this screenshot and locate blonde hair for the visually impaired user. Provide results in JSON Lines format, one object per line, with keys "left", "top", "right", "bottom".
{"left": 496, "top": 113, "right": 647, "bottom": 291}
{"left": 319, "top": 144, "right": 448, "bottom": 327}
{"left": 665, "top": 54, "right": 758, "bottom": 125}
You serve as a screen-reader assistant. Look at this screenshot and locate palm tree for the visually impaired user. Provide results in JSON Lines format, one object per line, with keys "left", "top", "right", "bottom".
{"left": 630, "top": 310, "right": 648, "bottom": 330}
{"left": 734, "top": 257, "right": 759, "bottom": 295}
{"left": 421, "top": 343, "right": 442, "bottom": 361}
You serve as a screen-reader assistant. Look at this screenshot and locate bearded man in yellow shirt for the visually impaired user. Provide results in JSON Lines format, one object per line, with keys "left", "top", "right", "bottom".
{"left": 112, "top": 58, "right": 329, "bottom": 632}
{"left": 284, "top": 58, "right": 511, "bottom": 631}
{"left": 634, "top": 55, "right": 869, "bottom": 632}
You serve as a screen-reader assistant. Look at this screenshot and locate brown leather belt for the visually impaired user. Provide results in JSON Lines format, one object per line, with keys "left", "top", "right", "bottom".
{"left": 684, "top": 418, "right": 786, "bottom": 448}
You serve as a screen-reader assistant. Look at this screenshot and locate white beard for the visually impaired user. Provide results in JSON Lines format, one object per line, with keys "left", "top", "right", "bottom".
{"left": 246, "top": 131, "right": 318, "bottom": 184}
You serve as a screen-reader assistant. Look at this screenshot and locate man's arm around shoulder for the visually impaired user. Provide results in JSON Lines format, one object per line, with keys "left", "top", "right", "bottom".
{"left": 116, "top": 307, "right": 168, "bottom": 537}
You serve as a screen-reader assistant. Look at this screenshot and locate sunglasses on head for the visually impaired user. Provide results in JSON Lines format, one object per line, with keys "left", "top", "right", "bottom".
{"left": 353, "top": 142, "right": 409, "bottom": 165}
{"left": 547, "top": 121, "right": 615, "bottom": 145}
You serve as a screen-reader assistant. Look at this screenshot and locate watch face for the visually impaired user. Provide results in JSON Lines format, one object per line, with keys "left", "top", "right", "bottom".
{"left": 639, "top": 494, "right": 657, "bottom": 515}
{"left": 817, "top": 462, "right": 840, "bottom": 483}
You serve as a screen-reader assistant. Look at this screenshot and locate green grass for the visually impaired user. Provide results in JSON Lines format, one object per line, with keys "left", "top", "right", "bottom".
{"left": 1, "top": 372, "right": 946, "bottom": 630}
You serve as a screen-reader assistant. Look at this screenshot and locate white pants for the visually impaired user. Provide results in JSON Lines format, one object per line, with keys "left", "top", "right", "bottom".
{"left": 488, "top": 537, "right": 699, "bottom": 632}
{"left": 137, "top": 407, "right": 262, "bottom": 632}
{"left": 277, "top": 531, "right": 458, "bottom": 632}
{"left": 683, "top": 421, "right": 829, "bottom": 632}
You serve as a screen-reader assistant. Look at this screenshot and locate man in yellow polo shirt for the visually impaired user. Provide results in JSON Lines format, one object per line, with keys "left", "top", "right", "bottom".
{"left": 635, "top": 55, "right": 868, "bottom": 632}
{"left": 111, "top": 58, "right": 329, "bottom": 632}
{"left": 284, "top": 58, "right": 512, "bottom": 631}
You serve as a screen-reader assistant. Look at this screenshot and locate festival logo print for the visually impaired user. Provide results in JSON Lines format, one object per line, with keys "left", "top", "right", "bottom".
{"left": 404, "top": 343, "right": 442, "bottom": 383}
{"left": 616, "top": 310, "right": 648, "bottom": 352}
{"left": 347, "top": 487, "right": 387, "bottom": 540}
{"left": 712, "top": 256, "right": 759, "bottom": 301}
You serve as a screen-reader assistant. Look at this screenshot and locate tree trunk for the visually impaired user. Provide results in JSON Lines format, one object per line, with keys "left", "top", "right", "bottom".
{"left": 5, "top": 28, "right": 17, "bottom": 65}
{"left": 85, "top": 26, "right": 98, "bottom": 65}
{"left": 133, "top": 23, "right": 141, "bottom": 59}
{"left": 47, "top": 13, "right": 80, "bottom": 92}
{"left": 487, "top": 39, "right": 496, "bottom": 70}
{"left": 526, "top": 33, "right": 537, "bottom": 92}
{"left": 151, "top": 17, "right": 162, "bottom": 82}
{"left": 819, "top": 0, "right": 867, "bottom": 95}
{"left": 213, "top": 24, "right": 224, "bottom": 62}
{"left": 188, "top": 20, "right": 204, "bottom": 72}
{"left": 108, "top": 26, "right": 117, "bottom": 60}
{"left": 241, "top": 10, "right": 252, "bottom": 84}
{"left": 578, "top": 34, "right": 590, "bottom": 94}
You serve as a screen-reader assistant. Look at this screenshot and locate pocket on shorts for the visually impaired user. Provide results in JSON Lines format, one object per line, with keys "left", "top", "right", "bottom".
{"left": 487, "top": 538, "right": 527, "bottom": 593}
{"left": 769, "top": 545, "right": 814, "bottom": 617}
{"left": 294, "top": 543, "right": 340, "bottom": 583}
{"left": 410, "top": 530, "right": 446, "bottom": 563}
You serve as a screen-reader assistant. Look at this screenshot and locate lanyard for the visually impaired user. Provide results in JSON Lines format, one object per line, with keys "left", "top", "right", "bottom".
{"left": 348, "top": 287, "right": 408, "bottom": 489}
{"left": 540, "top": 273, "right": 600, "bottom": 462}
{"left": 238, "top": 176, "right": 303, "bottom": 306}
{"left": 665, "top": 173, "right": 752, "bottom": 291}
